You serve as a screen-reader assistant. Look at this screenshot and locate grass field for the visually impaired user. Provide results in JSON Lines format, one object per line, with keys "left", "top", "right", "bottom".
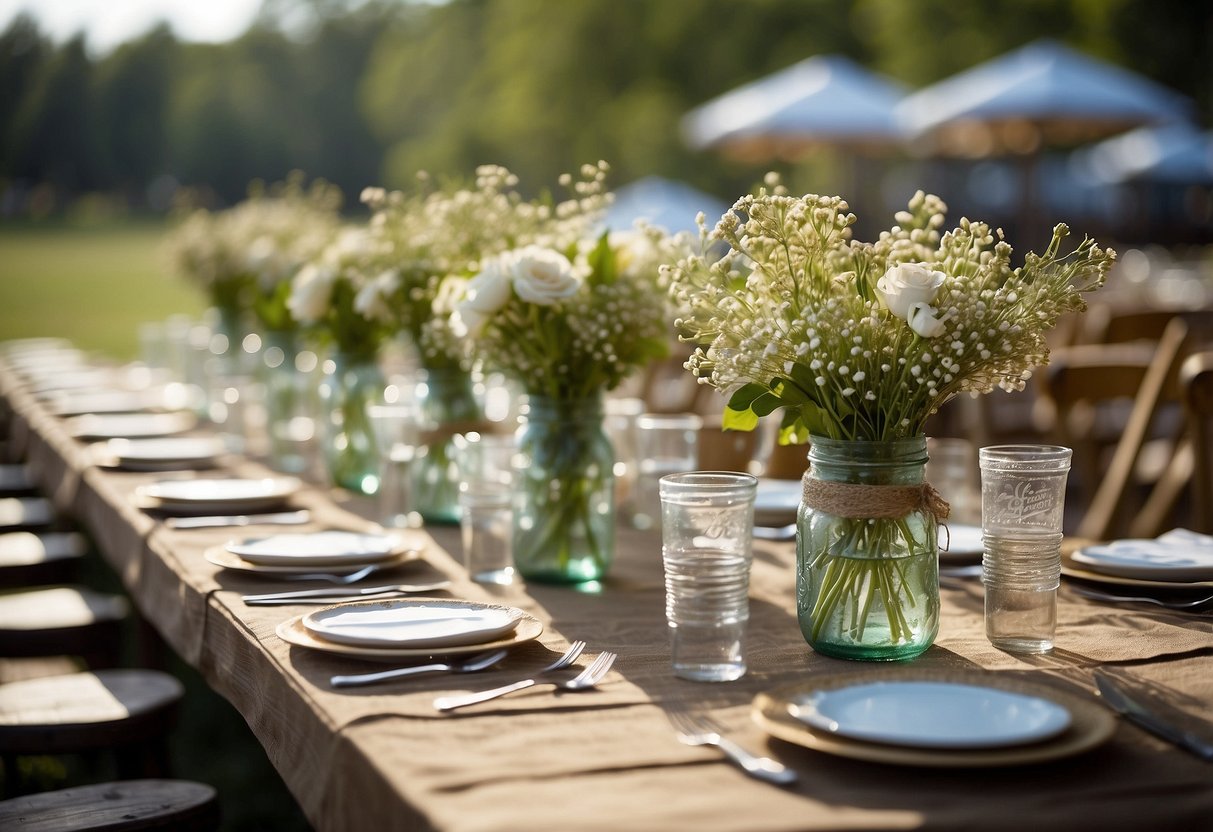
{"left": 0, "top": 221, "right": 206, "bottom": 359}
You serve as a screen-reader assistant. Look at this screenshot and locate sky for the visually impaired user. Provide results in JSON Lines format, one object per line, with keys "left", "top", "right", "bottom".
{"left": 0, "top": 0, "right": 261, "bottom": 53}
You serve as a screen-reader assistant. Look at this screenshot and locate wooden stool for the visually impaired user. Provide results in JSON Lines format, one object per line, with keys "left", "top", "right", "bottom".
{"left": 0, "top": 498, "right": 56, "bottom": 532}
{"left": 0, "top": 587, "right": 128, "bottom": 669}
{"left": 0, "top": 466, "right": 36, "bottom": 496}
{"left": 0, "top": 670, "right": 184, "bottom": 784}
{"left": 0, "top": 532, "right": 88, "bottom": 589}
{"left": 0, "top": 779, "right": 218, "bottom": 831}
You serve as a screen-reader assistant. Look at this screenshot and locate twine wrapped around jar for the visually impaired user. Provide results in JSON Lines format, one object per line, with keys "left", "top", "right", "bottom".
{"left": 802, "top": 478, "right": 951, "bottom": 522}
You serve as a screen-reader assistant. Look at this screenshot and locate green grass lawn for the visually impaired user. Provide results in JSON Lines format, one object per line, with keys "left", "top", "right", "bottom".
{"left": 0, "top": 221, "right": 206, "bottom": 359}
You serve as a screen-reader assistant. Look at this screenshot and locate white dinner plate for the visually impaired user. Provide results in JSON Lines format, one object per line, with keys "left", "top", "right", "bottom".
{"left": 136, "top": 476, "right": 301, "bottom": 514}
{"left": 1070, "top": 534, "right": 1213, "bottom": 583}
{"left": 787, "top": 680, "right": 1072, "bottom": 749}
{"left": 102, "top": 437, "right": 226, "bottom": 471}
{"left": 49, "top": 389, "right": 166, "bottom": 417}
{"left": 204, "top": 545, "right": 423, "bottom": 576}
{"left": 68, "top": 411, "right": 196, "bottom": 440}
{"left": 276, "top": 610, "right": 543, "bottom": 661}
{"left": 939, "top": 523, "right": 984, "bottom": 564}
{"left": 225, "top": 530, "right": 404, "bottom": 568}
{"left": 754, "top": 479, "right": 802, "bottom": 525}
{"left": 303, "top": 598, "right": 524, "bottom": 649}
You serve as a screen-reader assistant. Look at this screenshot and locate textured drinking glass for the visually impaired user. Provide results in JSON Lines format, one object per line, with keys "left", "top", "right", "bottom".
{"left": 368, "top": 404, "right": 420, "bottom": 529}
{"left": 659, "top": 472, "right": 757, "bottom": 682}
{"left": 454, "top": 431, "right": 515, "bottom": 490}
{"left": 979, "top": 445, "right": 1072, "bottom": 653}
{"left": 458, "top": 481, "right": 515, "bottom": 585}
{"left": 632, "top": 413, "right": 703, "bottom": 530}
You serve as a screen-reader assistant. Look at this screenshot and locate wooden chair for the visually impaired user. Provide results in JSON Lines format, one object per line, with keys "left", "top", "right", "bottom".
{"left": 763, "top": 441, "right": 810, "bottom": 480}
{"left": 1078, "top": 306, "right": 1213, "bottom": 347}
{"left": 1179, "top": 351, "right": 1213, "bottom": 534}
{"left": 0, "top": 466, "right": 36, "bottom": 496}
{"left": 0, "top": 779, "right": 219, "bottom": 831}
{"left": 697, "top": 417, "right": 762, "bottom": 474}
{"left": 0, "top": 498, "right": 56, "bottom": 532}
{"left": 0, "top": 670, "right": 184, "bottom": 788}
{"left": 1067, "top": 318, "right": 1191, "bottom": 540}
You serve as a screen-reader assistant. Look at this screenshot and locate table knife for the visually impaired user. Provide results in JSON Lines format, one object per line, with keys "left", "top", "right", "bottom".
{"left": 165, "top": 510, "right": 311, "bottom": 529}
{"left": 1094, "top": 671, "right": 1213, "bottom": 762}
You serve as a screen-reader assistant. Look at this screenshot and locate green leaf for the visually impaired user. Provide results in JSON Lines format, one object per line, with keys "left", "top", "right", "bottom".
{"left": 722, "top": 405, "right": 759, "bottom": 432}
{"left": 585, "top": 231, "right": 617, "bottom": 286}
{"left": 771, "top": 377, "right": 809, "bottom": 405}
{"left": 750, "top": 391, "right": 782, "bottom": 417}
{"left": 726, "top": 382, "right": 770, "bottom": 412}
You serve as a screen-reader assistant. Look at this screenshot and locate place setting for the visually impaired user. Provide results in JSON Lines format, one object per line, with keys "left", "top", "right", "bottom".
{"left": 751, "top": 668, "right": 1117, "bottom": 768}
{"left": 1063, "top": 528, "right": 1213, "bottom": 611}
{"left": 66, "top": 409, "right": 198, "bottom": 441}
{"left": 93, "top": 436, "right": 228, "bottom": 472}
{"left": 208, "top": 528, "right": 438, "bottom": 600}
{"left": 134, "top": 475, "right": 303, "bottom": 516}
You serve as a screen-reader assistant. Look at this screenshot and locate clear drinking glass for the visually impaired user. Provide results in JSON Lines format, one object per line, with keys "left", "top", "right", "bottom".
{"left": 979, "top": 445, "right": 1072, "bottom": 654}
{"left": 632, "top": 413, "right": 703, "bottom": 530}
{"left": 659, "top": 472, "right": 757, "bottom": 682}
{"left": 368, "top": 403, "right": 420, "bottom": 529}
{"left": 458, "top": 481, "right": 515, "bottom": 585}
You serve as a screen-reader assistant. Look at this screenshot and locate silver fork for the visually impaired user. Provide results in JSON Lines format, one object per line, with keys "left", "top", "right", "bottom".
{"left": 280, "top": 564, "right": 378, "bottom": 585}
{"left": 242, "top": 579, "right": 451, "bottom": 605}
{"left": 1071, "top": 585, "right": 1213, "bottom": 611}
{"left": 668, "top": 706, "right": 798, "bottom": 785}
{"left": 330, "top": 649, "right": 508, "bottom": 688}
{"left": 334, "top": 640, "right": 586, "bottom": 689}
{"left": 434, "top": 649, "right": 615, "bottom": 712}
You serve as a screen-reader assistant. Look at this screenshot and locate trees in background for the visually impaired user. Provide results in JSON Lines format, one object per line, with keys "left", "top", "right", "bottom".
{"left": 0, "top": 0, "right": 1208, "bottom": 215}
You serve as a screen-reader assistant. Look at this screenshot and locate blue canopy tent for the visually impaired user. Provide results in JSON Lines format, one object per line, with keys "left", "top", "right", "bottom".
{"left": 681, "top": 54, "right": 908, "bottom": 162}
{"left": 603, "top": 176, "right": 730, "bottom": 236}
{"left": 1078, "top": 125, "right": 1213, "bottom": 186}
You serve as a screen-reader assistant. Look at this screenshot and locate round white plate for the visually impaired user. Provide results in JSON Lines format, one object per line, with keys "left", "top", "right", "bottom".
{"left": 104, "top": 437, "right": 226, "bottom": 471}
{"left": 137, "top": 477, "right": 301, "bottom": 514}
{"left": 1070, "top": 539, "right": 1213, "bottom": 583}
{"left": 204, "top": 545, "right": 422, "bottom": 576}
{"left": 939, "top": 523, "right": 984, "bottom": 564}
{"left": 49, "top": 390, "right": 164, "bottom": 417}
{"left": 225, "top": 530, "right": 404, "bottom": 568}
{"left": 68, "top": 411, "right": 196, "bottom": 440}
{"left": 276, "top": 611, "right": 543, "bottom": 662}
{"left": 303, "top": 599, "right": 524, "bottom": 649}
{"left": 787, "top": 681, "right": 1072, "bottom": 749}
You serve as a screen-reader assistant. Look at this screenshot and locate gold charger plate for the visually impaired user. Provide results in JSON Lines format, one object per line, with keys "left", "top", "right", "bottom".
{"left": 753, "top": 668, "right": 1115, "bottom": 768}
{"left": 204, "top": 544, "right": 424, "bottom": 576}
{"left": 275, "top": 604, "right": 543, "bottom": 662}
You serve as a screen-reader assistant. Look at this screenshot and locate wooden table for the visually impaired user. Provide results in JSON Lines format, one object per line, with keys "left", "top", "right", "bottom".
{"left": 3, "top": 358, "right": 1212, "bottom": 832}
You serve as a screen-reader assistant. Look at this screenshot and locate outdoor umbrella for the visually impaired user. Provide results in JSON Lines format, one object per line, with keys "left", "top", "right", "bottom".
{"left": 681, "top": 54, "right": 908, "bottom": 162}
{"left": 604, "top": 176, "right": 730, "bottom": 235}
{"left": 1079, "top": 124, "right": 1213, "bottom": 185}
{"left": 894, "top": 39, "right": 1194, "bottom": 245}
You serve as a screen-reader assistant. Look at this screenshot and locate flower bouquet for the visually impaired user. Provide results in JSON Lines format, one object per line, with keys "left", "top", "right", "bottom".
{"left": 666, "top": 183, "right": 1114, "bottom": 658}
{"left": 445, "top": 163, "right": 690, "bottom": 581}
{"left": 288, "top": 226, "right": 397, "bottom": 494}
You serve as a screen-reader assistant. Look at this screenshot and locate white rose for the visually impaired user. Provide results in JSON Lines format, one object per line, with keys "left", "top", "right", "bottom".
{"left": 286, "top": 263, "right": 335, "bottom": 324}
{"left": 462, "top": 254, "right": 514, "bottom": 316}
{"left": 451, "top": 305, "right": 488, "bottom": 338}
{"left": 354, "top": 269, "right": 399, "bottom": 324}
{"left": 509, "top": 246, "right": 582, "bottom": 306}
{"left": 875, "top": 262, "right": 947, "bottom": 320}
{"left": 907, "top": 302, "right": 946, "bottom": 338}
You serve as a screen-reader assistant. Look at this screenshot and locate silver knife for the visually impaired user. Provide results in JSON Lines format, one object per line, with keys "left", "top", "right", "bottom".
{"left": 165, "top": 510, "right": 311, "bottom": 529}
{"left": 242, "top": 580, "right": 451, "bottom": 604}
{"left": 1094, "top": 671, "right": 1213, "bottom": 762}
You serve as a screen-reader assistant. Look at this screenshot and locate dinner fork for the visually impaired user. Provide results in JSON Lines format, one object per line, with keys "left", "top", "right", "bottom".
{"left": 280, "top": 565, "right": 378, "bottom": 585}
{"left": 332, "top": 640, "right": 586, "bottom": 689}
{"left": 667, "top": 706, "right": 798, "bottom": 786}
{"left": 1071, "top": 585, "right": 1213, "bottom": 611}
{"left": 330, "top": 649, "right": 508, "bottom": 688}
{"left": 433, "top": 650, "right": 615, "bottom": 712}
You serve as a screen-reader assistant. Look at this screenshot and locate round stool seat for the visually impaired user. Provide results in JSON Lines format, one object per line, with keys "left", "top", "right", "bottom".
{"left": 0, "top": 669, "right": 183, "bottom": 755}
{"left": 0, "top": 586, "right": 127, "bottom": 663}
{"left": 0, "top": 532, "right": 87, "bottom": 588}
{"left": 0, "top": 498, "right": 55, "bottom": 531}
{"left": 0, "top": 779, "right": 218, "bottom": 831}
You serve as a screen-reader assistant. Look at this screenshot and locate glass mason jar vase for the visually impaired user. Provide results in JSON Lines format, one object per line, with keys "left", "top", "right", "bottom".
{"left": 796, "top": 436, "right": 940, "bottom": 661}
{"left": 411, "top": 367, "right": 482, "bottom": 525}
{"left": 512, "top": 394, "right": 615, "bottom": 583}
{"left": 318, "top": 351, "right": 384, "bottom": 495}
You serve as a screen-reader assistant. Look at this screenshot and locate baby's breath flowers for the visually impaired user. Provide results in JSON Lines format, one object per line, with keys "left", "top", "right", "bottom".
{"left": 666, "top": 186, "right": 1116, "bottom": 443}
{"left": 666, "top": 182, "right": 1114, "bottom": 658}
{"left": 166, "top": 174, "right": 342, "bottom": 332}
